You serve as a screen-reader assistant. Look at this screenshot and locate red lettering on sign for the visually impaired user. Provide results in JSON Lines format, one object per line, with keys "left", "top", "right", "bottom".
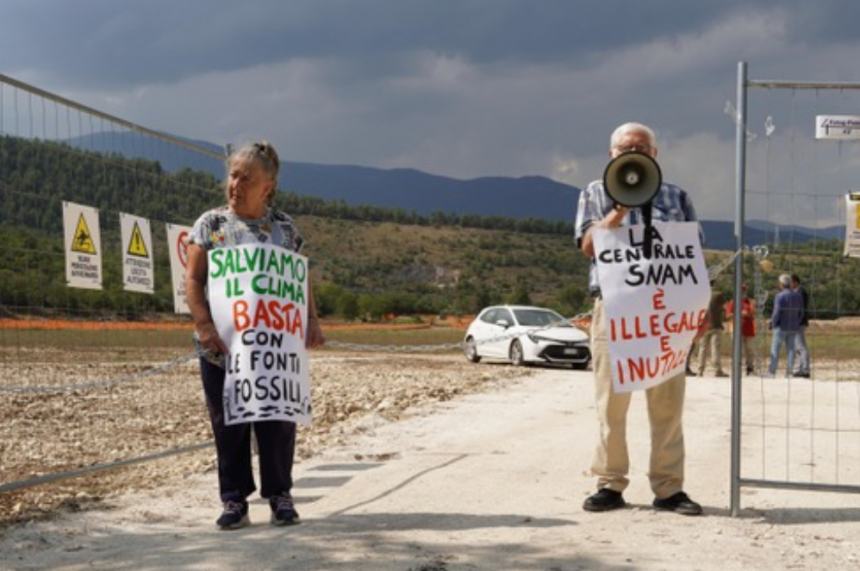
{"left": 177, "top": 230, "right": 189, "bottom": 268}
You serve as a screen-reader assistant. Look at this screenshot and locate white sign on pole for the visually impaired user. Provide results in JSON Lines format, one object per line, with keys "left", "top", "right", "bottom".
{"left": 62, "top": 201, "right": 102, "bottom": 290}
{"left": 208, "top": 243, "right": 311, "bottom": 426}
{"left": 845, "top": 193, "right": 860, "bottom": 258}
{"left": 120, "top": 213, "right": 154, "bottom": 294}
{"left": 816, "top": 115, "right": 860, "bottom": 140}
{"left": 166, "top": 223, "right": 192, "bottom": 314}
{"left": 593, "top": 221, "right": 711, "bottom": 393}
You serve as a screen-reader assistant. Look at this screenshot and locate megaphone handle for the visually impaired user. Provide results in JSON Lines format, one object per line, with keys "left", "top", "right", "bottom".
{"left": 642, "top": 205, "right": 653, "bottom": 259}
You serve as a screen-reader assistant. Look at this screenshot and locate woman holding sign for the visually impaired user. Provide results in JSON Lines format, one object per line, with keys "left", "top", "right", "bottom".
{"left": 186, "top": 141, "right": 324, "bottom": 530}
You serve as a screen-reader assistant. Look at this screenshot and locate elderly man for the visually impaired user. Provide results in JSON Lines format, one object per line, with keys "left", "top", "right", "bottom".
{"left": 768, "top": 274, "right": 804, "bottom": 377}
{"left": 575, "top": 122, "right": 703, "bottom": 515}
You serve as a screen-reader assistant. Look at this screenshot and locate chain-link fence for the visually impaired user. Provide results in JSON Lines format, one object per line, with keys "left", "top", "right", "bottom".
{"left": 730, "top": 63, "right": 860, "bottom": 514}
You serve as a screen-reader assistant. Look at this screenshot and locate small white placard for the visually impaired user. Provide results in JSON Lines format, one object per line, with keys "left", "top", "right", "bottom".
{"left": 816, "top": 115, "right": 860, "bottom": 140}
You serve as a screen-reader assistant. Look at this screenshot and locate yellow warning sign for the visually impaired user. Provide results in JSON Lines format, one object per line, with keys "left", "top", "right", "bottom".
{"left": 127, "top": 221, "right": 149, "bottom": 258}
{"left": 71, "top": 213, "right": 97, "bottom": 254}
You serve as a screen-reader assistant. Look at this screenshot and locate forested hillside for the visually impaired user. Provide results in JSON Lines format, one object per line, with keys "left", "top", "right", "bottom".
{"left": 1, "top": 135, "right": 857, "bottom": 320}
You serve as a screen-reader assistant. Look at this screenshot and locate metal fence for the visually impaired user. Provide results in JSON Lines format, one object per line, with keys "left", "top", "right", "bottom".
{"left": 0, "top": 73, "right": 228, "bottom": 502}
{"left": 730, "top": 62, "right": 860, "bottom": 515}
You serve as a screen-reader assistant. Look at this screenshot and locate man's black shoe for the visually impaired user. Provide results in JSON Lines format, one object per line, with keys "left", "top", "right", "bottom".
{"left": 269, "top": 494, "right": 300, "bottom": 526}
{"left": 653, "top": 491, "right": 702, "bottom": 516}
{"left": 583, "top": 488, "right": 625, "bottom": 512}
{"left": 216, "top": 500, "right": 249, "bottom": 530}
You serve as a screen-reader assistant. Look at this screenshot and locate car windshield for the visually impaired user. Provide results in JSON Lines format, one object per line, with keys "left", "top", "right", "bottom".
{"left": 513, "top": 309, "right": 569, "bottom": 327}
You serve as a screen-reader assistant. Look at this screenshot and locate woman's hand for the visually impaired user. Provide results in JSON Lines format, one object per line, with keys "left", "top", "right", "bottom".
{"left": 197, "top": 321, "right": 229, "bottom": 354}
{"left": 306, "top": 318, "right": 325, "bottom": 349}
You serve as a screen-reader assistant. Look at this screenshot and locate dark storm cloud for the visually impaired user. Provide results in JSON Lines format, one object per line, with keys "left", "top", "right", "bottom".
{"left": 2, "top": 0, "right": 855, "bottom": 89}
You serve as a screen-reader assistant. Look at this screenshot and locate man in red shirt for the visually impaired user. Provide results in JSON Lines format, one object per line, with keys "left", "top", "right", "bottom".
{"left": 724, "top": 283, "right": 756, "bottom": 375}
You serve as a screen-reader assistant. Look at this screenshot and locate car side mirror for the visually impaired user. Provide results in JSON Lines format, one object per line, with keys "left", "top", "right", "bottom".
{"left": 495, "top": 319, "right": 511, "bottom": 328}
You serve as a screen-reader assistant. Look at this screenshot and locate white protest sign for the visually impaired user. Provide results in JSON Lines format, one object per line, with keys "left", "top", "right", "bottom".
{"left": 120, "top": 213, "right": 154, "bottom": 294}
{"left": 845, "top": 193, "right": 860, "bottom": 258}
{"left": 62, "top": 201, "right": 102, "bottom": 290}
{"left": 165, "top": 223, "right": 191, "bottom": 314}
{"left": 208, "top": 243, "right": 311, "bottom": 426}
{"left": 594, "top": 221, "right": 710, "bottom": 393}
{"left": 816, "top": 115, "right": 860, "bottom": 140}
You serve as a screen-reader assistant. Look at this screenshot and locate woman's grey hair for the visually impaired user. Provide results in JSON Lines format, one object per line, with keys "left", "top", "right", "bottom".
{"left": 779, "top": 273, "right": 792, "bottom": 287}
{"left": 610, "top": 122, "right": 657, "bottom": 150}
{"left": 226, "top": 141, "right": 280, "bottom": 204}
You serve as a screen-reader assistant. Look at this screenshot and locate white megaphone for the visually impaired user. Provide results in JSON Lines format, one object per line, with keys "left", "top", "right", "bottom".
{"left": 603, "top": 151, "right": 662, "bottom": 258}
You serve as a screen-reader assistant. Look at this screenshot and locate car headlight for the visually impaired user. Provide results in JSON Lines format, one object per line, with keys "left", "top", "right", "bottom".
{"left": 527, "top": 333, "right": 548, "bottom": 343}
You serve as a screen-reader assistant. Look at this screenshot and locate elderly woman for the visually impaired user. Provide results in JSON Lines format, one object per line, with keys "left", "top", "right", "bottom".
{"left": 185, "top": 141, "right": 324, "bottom": 530}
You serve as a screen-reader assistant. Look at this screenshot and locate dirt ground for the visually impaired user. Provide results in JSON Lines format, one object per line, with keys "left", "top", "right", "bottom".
{"left": 0, "top": 349, "right": 532, "bottom": 526}
{"left": 1, "top": 365, "right": 859, "bottom": 570}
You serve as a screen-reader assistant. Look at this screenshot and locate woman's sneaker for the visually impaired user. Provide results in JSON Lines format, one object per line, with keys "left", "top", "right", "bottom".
{"left": 269, "top": 494, "right": 300, "bottom": 526}
{"left": 216, "top": 500, "right": 249, "bottom": 530}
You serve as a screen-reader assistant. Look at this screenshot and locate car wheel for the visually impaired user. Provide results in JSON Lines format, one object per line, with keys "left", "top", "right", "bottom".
{"left": 509, "top": 339, "right": 525, "bottom": 366}
{"left": 464, "top": 337, "right": 481, "bottom": 363}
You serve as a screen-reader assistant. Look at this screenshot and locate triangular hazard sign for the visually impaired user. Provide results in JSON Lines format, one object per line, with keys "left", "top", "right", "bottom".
{"left": 127, "top": 221, "right": 149, "bottom": 258}
{"left": 71, "top": 213, "right": 97, "bottom": 254}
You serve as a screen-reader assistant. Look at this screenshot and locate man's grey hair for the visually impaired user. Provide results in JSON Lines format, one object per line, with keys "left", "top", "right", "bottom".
{"left": 779, "top": 273, "right": 792, "bottom": 287}
{"left": 610, "top": 122, "right": 657, "bottom": 150}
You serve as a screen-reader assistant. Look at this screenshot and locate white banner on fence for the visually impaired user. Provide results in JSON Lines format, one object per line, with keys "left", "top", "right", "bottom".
{"left": 120, "top": 213, "right": 154, "bottom": 294}
{"left": 816, "top": 115, "right": 860, "bottom": 140}
{"left": 594, "top": 221, "right": 710, "bottom": 393}
{"left": 208, "top": 243, "right": 311, "bottom": 426}
{"left": 62, "top": 201, "right": 102, "bottom": 290}
{"left": 166, "top": 223, "right": 192, "bottom": 314}
{"left": 845, "top": 193, "right": 860, "bottom": 258}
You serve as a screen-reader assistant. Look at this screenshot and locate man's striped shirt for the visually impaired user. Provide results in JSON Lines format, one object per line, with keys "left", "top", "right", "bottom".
{"left": 574, "top": 180, "right": 702, "bottom": 295}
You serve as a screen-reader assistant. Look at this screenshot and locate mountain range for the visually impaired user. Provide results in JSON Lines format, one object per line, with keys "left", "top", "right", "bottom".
{"left": 68, "top": 133, "right": 844, "bottom": 250}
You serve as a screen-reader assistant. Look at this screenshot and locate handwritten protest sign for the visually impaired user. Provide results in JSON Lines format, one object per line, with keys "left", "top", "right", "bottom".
{"left": 594, "top": 221, "right": 710, "bottom": 393}
{"left": 120, "top": 213, "right": 154, "bottom": 294}
{"left": 208, "top": 243, "right": 311, "bottom": 426}
{"left": 63, "top": 201, "right": 102, "bottom": 290}
{"left": 165, "top": 223, "right": 191, "bottom": 314}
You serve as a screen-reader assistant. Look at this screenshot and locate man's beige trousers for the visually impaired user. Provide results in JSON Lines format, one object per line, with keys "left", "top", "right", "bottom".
{"left": 590, "top": 298, "right": 686, "bottom": 499}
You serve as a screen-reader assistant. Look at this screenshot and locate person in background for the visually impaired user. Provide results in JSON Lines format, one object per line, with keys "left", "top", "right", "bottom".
{"left": 791, "top": 274, "right": 811, "bottom": 378}
{"left": 724, "top": 283, "right": 756, "bottom": 375}
{"left": 575, "top": 121, "right": 703, "bottom": 516}
{"left": 697, "top": 288, "right": 728, "bottom": 378}
{"left": 186, "top": 141, "right": 325, "bottom": 530}
{"left": 767, "top": 274, "right": 803, "bottom": 377}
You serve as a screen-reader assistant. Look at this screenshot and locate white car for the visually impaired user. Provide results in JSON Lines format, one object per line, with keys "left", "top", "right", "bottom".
{"left": 463, "top": 305, "right": 591, "bottom": 369}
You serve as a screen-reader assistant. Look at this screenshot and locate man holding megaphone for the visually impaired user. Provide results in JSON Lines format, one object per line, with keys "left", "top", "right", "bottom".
{"left": 574, "top": 122, "right": 704, "bottom": 516}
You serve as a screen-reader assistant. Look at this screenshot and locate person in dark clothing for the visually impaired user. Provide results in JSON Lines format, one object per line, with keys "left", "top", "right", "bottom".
{"left": 768, "top": 274, "right": 803, "bottom": 377}
{"left": 790, "top": 274, "right": 811, "bottom": 377}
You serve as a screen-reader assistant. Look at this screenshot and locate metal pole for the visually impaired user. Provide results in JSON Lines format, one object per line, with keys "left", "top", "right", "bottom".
{"left": 730, "top": 61, "right": 748, "bottom": 517}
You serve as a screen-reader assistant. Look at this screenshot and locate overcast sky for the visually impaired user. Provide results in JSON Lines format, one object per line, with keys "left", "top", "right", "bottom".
{"left": 2, "top": 0, "right": 859, "bottom": 223}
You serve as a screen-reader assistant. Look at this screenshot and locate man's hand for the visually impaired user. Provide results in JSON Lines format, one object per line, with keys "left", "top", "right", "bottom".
{"left": 581, "top": 205, "right": 630, "bottom": 257}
